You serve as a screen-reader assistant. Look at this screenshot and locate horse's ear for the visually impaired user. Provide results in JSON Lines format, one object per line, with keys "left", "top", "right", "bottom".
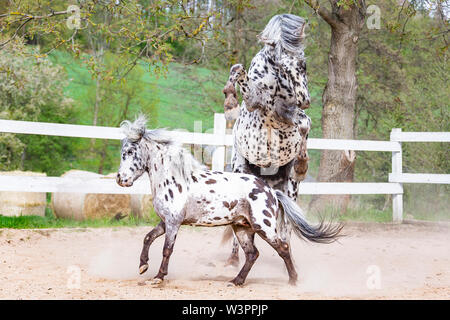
{"left": 259, "top": 35, "right": 276, "bottom": 47}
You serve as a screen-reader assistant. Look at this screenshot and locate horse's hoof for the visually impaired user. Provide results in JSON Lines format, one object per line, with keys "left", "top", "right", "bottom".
{"left": 149, "top": 278, "right": 163, "bottom": 287}
{"left": 230, "top": 64, "right": 244, "bottom": 75}
{"left": 139, "top": 264, "right": 149, "bottom": 275}
{"left": 288, "top": 279, "right": 298, "bottom": 286}
{"left": 228, "top": 279, "right": 244, "bottom": 287}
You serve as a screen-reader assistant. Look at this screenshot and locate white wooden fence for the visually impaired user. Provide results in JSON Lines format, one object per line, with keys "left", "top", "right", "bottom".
{"left": 1, "top": 114, "right": 449, "bottom": 222}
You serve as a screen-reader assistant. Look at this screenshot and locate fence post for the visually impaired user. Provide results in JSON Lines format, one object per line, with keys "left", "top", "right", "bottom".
{"left": 211, "top": 113, "right": 226, "bottom": 171}
{"left": 390, "top": 128, "right": 403, "bottom": 223}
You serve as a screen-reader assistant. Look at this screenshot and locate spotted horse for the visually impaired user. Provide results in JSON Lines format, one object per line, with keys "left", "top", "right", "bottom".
{"left": 116, "top": 116, "right": 342, "bottom": 286}
{"left": 222, "top": 13, "right": 312, "bottom": 266}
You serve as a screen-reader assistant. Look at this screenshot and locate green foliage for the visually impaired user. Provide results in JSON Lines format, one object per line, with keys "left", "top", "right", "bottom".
{"left": 50, "top": 50, "right": 227, "bottom": 132}
{"left": 1, "top": 1, "right": 449, "bottom": 222}
{"left": 0, "top": 0, "right": 221, "bottom": 80}
{"left": 0, "top": 39, "right": 75, "bottom": 174}
{"left": 46, "top": 50, "right": 227, "bottom": 174}
{"left": 355, "top": 0, "right": 449, "bottom": 187}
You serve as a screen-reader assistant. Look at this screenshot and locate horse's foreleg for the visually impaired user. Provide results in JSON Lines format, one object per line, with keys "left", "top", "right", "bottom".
{"left": 229, "top": 226, "right": 259, "bottom": 286}
{"left": 228, "top": 64, "right": 261, "bottom": 112}
{"left": 292, "top": 152, "right": 309, "bottom": 182}
{"left": 139, "top": 221, "right": 165, "bottom": 274}
{"left": 292, "top": 121, "right": 310, "bottom": 182}
{"left": 153, "top": 224, "right": 180, "bottom": 283}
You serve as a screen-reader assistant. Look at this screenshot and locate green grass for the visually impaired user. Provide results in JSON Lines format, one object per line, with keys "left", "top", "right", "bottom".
{"left": 49, "top": 51, "right": 228, "bottom": 132}
{"left": 48, "top": 50, "right": 324, "bottom": 133}
{"left": 0, "top": 207, "right": 160, "bottom": 229}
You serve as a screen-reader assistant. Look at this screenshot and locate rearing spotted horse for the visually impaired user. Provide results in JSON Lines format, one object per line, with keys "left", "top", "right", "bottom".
{"left": 223, "top": 14, "right": 312, "bottom": 266}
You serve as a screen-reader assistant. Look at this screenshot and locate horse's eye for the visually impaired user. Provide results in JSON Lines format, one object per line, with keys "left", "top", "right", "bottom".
{"left": 127, "top": 150, "right": 133, "bottom": 156}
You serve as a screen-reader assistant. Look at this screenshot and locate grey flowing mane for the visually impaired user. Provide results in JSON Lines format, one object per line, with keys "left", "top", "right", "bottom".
{"left": 258, "top": 14, "right": 306, "bottom": 59}
{"left": 120, "top": 115, "right": 204, "bottom": 181}
{"left": 121, "top": 115, "right": 171, "bottom": 144}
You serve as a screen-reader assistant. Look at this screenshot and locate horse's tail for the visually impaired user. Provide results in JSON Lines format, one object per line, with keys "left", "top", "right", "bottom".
{"left": 275, "top": 190, "right": 343, "bottom": 244}
{"left": 221, "top": 225, "right": 235, "bottom": 245}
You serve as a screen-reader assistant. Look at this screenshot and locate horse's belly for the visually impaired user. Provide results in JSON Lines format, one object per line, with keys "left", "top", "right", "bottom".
{"left": 234, "top": 108, "right": 301, "bottom": 167}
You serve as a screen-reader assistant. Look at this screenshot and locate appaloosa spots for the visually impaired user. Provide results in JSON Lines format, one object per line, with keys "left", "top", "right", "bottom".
{"left": 223, "top": 200, "right": 238, "bottom": 211}
{"left": 205, "top": 179, "right": 217, "bottom": 184}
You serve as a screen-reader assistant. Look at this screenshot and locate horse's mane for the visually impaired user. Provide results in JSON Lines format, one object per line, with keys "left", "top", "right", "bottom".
{"left": 121, "top": 115, "right": 171, "bottom": 144}
{"left": 120, "top": 115, "right": 205, "bottom": 181}
{"left": 258, "top": 14, "right": 306, "bottom": 59}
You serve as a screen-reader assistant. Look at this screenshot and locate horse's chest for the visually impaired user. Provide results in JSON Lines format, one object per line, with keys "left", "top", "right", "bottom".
{"left": 152, "top": 190, "right": 187, "bottom": 223}
{"left": 234, "top": 106, "right": 301, "bottom": 167}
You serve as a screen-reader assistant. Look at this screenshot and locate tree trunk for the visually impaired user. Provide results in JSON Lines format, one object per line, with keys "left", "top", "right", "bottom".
{"left": 306, "top": 1, "right": 365, "bottom": 213}
{"left": 98, "top": 140, "right": 108, "bottom": 174}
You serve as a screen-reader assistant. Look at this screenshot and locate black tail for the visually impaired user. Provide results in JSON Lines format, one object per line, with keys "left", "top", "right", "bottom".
{"left": 275, "top": 190, "right": 343, "bottom": 244}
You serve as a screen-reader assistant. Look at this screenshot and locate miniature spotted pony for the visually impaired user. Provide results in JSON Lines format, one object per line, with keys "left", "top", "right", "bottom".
{"left": 116, "top": 117, "right": 342, "bottom": 286}
{"left": 223, "top": 14, "right": 312, "bottom": 266}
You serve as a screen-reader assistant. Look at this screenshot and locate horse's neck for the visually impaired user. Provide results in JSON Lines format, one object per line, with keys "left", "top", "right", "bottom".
{"left": 147, "top": 143, "right": 188, "bottom": 196}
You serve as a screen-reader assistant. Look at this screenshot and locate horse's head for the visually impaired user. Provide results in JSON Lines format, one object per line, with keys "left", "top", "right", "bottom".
{"left": 117, "top": 116, "right": 148, "bottom": 187}
{"left": 259, "top": 14, "right": 310, "bottom": 110}
{"left": 258, "top": 14, "right": 306, "bottom": 60}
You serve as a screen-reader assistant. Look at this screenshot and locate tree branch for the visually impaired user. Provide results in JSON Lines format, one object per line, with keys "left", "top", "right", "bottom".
{"left": 0, "top": 17, "right": 32, "bottom": 49}
{"left": 0, "top": 9, "right": 74, "bottom": 49}
{"left": 303, "top": 0, "right": 342, "bottom": 29}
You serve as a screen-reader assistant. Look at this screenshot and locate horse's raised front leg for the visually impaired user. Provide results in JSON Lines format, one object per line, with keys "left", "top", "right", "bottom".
{"left": 292, "top": 152, "right": 309, "bottom": 182}
{"left": 292, "top": 116, "right": 310, "bottom": 182}
{"left": 278, "top": 55, "right": 310, "bottom": 110}
{"left": 151, "top": 223, "right": 180, "bottom": 286}
{"left": 228, "top": 64, "right": 261, "bottom": 112}
{"left": 139, "top": 221, "right": 165, "bottom": 274}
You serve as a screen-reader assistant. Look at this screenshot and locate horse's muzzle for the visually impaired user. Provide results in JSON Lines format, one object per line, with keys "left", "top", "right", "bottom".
{"left": 116, "top": 173, "right": 133, "bottom": 187}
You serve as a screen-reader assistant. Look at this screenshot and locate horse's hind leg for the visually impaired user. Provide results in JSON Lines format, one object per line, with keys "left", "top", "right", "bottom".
{"left": 229, "top": 225, "right": 259, "bottom": 286}
{"left": 139, "top": 221, "right": 165, "bottom": 274}
{"left": 257, "top": 231, "right": 298, "bottom": 285}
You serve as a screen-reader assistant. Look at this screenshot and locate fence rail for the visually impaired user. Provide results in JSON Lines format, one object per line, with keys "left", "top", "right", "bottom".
{"left": 1, "top": 115, "right": 448, "bottom": 222}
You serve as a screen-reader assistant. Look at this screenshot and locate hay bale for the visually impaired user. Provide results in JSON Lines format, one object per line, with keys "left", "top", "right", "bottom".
{"left": 0, "top": 171, "right": 47, "bottom": 217}
{"left": 52, "top": 170, "right": 131, "bottom": 221}
{"left": 130, "top": 194, "right": 153, "bottom": 218}
{"left": 103, "top": 172, "right": 153, "bottom": 219}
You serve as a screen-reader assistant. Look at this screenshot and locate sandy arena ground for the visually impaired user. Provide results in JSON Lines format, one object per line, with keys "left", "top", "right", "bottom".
{"left": 0, "top": 222, "right": 449, "bottom": 299}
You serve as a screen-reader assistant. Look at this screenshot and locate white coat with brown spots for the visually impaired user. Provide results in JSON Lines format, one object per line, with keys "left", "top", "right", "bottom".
{"left": 222, "top": 14, "right": 312, "bottom": 266}
{"left": 116, "top": 117, "right": 342, "bottom": 287}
